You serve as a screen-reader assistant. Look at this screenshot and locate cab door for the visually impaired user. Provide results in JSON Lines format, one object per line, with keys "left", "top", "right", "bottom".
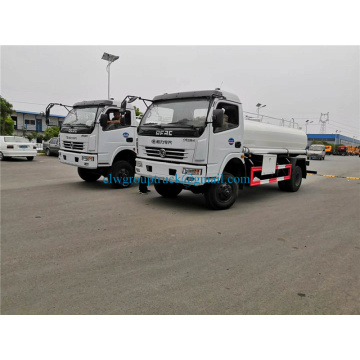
{"left": 97, "top": 108, "right": 134, "bottom": 166}
{"left": 207, "top": 101, "right": 243, "bottom": 177}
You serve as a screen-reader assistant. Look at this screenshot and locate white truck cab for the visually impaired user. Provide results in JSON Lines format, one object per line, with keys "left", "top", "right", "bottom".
{"left": 57, "top": 99, "right": 138, "bottom": 187}
{"left": 133, "top": 89, "right": 313, "bottom": 209}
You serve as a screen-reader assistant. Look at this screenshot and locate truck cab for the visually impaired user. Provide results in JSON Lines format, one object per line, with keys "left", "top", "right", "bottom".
{"left": 325, "top": 145, "right": 332, "bottom": 155}
{"left": 58, "top": 99, "right": 138, "bottom": 187}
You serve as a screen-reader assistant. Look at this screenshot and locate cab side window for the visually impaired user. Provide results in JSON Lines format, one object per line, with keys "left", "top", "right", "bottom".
{"left": 103, "top": 109, "right": 131, "bottom": 131}
{"left": 214, "top": 102, "right": 239, "bottom": 133}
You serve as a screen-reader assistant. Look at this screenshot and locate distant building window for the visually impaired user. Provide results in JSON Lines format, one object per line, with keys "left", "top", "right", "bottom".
{"left": 11, "top": 116, "right": 17, "bottom": 129}
{"left": 25, "top": 119, "right": 36, "bottom": 125}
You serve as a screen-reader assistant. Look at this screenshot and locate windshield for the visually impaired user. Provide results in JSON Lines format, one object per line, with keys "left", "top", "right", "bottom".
{"left": 140, "top": 99, "right": 209, "bottom": 127}
{"left": 63, "top": 107, "right": 100, "bottom": 127}
{"left": 310, "top": 145, "right": 324, "bottom": 151}
{"left": 4, "top": 136, "right": 29, "bottom": 143}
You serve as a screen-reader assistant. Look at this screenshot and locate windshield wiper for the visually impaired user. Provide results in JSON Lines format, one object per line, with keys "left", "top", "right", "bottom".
{"left": 142, "top": 122, "right": 162, "bottom": 127}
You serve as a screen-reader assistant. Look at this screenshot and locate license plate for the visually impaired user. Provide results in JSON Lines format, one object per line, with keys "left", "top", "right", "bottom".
{"left": 19, "top": 146, "right": 28, "bottom": 149}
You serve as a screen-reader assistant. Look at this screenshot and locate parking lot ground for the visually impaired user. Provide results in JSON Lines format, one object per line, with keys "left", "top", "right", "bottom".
{"left": 1, "top": 155, "right": 360, "bottom": 314}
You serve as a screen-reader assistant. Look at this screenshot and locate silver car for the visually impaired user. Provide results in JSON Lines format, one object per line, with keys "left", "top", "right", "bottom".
{"left": 307, "top": 144, "right": 326, "bottom": 160}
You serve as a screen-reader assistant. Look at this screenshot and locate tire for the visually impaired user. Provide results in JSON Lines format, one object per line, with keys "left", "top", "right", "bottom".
{"left": 204, "top": 172, "right": 238, "bottom": 210}
{"left": 278, "top": 165, "right": 302, "bottom": 192}
{"left": 27, "top": 156, "right": 34, "bottom": 161}
{"left": 154, "top": 182, "right": 182, "bottom": 198}
{"left": 0, "top": 152, "right": 4, "bottom": 161}
{"left": 46, "top": 148, "right": 51, "bottom": 156}
{"left": 78, "top": 167, "right": 101, "bottom": 182}
{"left": 108, "top": 160, "right": 134, "bottom": 188}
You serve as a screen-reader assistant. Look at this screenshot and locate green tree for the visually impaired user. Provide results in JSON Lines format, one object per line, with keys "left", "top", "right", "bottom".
{"left": 134, "top": 106, "right": 143, "bottom": 117}
{"left": 44, "top": 126, "right": 60, "bottom": 141}
{"left": 25, "top": 131, "right": 39, "bottom": 142}
{"left": 1, "top": 96, "right": 15, "bottom": 135}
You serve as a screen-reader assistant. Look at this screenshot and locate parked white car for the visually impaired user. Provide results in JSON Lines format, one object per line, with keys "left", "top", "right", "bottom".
{"left": 0, "top": 136, "right": 37, "bottom": 161}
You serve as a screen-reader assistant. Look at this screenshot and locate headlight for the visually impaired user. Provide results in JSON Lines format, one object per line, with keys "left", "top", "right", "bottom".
{"left": 182, "top": 168, "right": 202, "bottom": 175}
{"left": 136, "top": 160, "right": 143, "bottom": 167}
{"left": 82, "top": 156, "right": 94, "bottom": 161}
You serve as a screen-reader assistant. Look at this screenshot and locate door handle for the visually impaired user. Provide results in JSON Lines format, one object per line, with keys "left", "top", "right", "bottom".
{"left": 126, "top": 138, "right": 133, "bottom": 142}
{"left": 235, "top": 141, "right": 241, "bottom": 148}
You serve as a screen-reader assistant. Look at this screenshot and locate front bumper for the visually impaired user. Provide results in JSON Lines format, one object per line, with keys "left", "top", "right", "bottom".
{"left": 1, "top": 150, "right": 37, "bottom": 157}
{"left": 59, "top": 150, "right": 98, "bottom": 169}
{"left": 135, "top": 158, "right": 208, "bottom": 186}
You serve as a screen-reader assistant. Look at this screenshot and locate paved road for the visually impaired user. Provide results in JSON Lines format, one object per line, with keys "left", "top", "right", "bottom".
{"left": 1, "top": 155, "right": 359, "bottom": 314}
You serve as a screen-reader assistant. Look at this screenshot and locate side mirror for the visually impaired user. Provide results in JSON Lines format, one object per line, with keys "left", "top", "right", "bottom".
{"left": 99, "top": 114, "right": 108, "bottom": 128}
{"left": 212, "top": 109, "right": 224, "bottom": 128}
{"left": 120, "top": 100, "right": 127, "bottom": 113}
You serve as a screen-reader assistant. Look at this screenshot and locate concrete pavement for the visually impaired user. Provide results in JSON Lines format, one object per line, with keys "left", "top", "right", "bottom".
{"left": 1, "top": 155, "right": 359, "bottom": 314}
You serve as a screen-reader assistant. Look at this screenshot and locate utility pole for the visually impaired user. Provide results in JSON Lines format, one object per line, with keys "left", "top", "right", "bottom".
{"left": 319, "top": 112, "right": 329, "bottom": 134}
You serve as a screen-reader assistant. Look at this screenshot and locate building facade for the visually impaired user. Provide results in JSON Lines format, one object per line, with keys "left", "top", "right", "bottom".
{"left": 11, "top": 110, "right": 66, "bottom": 135}
{"left": 307, "top": 134, "right": 360, "bottom": 147}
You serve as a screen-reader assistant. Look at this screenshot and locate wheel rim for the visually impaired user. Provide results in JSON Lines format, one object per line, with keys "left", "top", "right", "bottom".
{"left": 117, "top": 169, "right": 130, "bottom": 182}
{"left": 216, "top": 183, "right": 233, "bottom": 202}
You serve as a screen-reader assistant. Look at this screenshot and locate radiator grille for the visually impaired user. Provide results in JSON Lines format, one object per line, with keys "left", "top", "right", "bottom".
{"left": 145, "top": 147, "right": 186, "bottom": 159}
{"left": 63, "top": 141, "right": 84, "bottom": 150}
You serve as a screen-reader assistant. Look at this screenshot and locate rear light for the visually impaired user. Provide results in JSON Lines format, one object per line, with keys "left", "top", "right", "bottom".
{"left": 33, "top": 146, "right": 37, "bottom": 149}
{"left": 7, "top": 145, "right": 14, "bottom": 149}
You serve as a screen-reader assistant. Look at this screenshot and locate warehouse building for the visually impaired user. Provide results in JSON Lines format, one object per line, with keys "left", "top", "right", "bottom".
{"left": 11, "top": 110, "right": 66, "bottom": 135}
{"left": 307, "top": 134, "right": 360, "bottom": 147}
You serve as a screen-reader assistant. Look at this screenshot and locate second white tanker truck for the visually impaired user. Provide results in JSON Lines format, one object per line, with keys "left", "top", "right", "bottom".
{"left": 131, "top": 89, "right": 314, "bottom": 210}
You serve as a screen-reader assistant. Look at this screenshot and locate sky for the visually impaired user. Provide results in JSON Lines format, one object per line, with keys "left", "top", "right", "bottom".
{"left": 1, "top": 46, "right": 359, "bottom": 138}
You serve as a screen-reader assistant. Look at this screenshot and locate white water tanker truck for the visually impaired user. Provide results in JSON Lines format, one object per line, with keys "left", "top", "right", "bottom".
{"left": 131, "top": 89, "right": 314, "bottom": 209}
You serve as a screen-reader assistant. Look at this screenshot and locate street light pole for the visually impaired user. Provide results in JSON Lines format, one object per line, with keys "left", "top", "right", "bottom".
{"left": 256, "top": 103, "right": 266, "bottom": 119}
{"left": 305, "top": 120, "right": 314, "bottom": 134}
{"left": 102, "top": 52, "right": 119, "bottom": 100}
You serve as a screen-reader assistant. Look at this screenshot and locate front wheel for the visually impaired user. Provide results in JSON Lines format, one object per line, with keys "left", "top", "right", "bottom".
{"left": 154, "top": 182, "right": 182, "bottom": 198}
{"left": 204, "top": 172, "right": 238, "bottom": 210}
{"left": 78, "top": 167, "right": 101, "bottom": 182}
{"left": 278, "top": 165, "right": 302, "bottom": 192}
{"left": 27, "top": 156, "right": 34, "bottom": 161}
{"left": 109, "top": 160, "right": 134, "bottom": 188}
{"left": 46, "top": 148, "right": 51, "bottom": 156}
{"left": 0, "top": 152, "right": 4, "bottom": 161}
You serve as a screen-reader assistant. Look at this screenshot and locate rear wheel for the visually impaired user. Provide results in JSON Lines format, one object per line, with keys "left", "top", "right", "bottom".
{"left": 78, "top": 167, "right": 101, "bottom": 182}
{"left": 154, "top": 182, "right": 182, "bottom": 198}
{"left": 204, "top": 172, "right": 238, "bottom": 210}
{"left": 109, "top": 160, "right": 134, "bottom": 188}
{"left": 278, "top": 165, "right": 302, "bottom": 192}
{"left": 0, "top": 152, "right": 4, "bottom": 161}
{"left": 27, "top": 156, "right": 34, "bottom": 161}
{"left": 46, "top": 148, "right": 51, "bottom": 156}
